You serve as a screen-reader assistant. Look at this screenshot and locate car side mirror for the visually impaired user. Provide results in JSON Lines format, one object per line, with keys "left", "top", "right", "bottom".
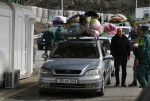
{"left": 103, "top": 55, "right": 113, "bottom": 60}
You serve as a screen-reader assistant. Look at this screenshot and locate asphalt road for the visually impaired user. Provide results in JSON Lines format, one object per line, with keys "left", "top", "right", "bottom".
{"left": 0, "top": 48, "right": 143, "bottom": 101}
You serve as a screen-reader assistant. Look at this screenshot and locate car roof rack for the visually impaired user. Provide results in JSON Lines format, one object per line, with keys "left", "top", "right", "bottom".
{"left": 62, "top": 34, "right": 99, "bottom": 40}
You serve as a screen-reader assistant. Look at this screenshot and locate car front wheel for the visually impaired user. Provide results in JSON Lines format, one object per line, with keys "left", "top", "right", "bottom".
{"left": 39, "top": 90, "right": 46, "bottom": 95}
{"left": 97, "top": 76, "right": 105, "bottom": 96}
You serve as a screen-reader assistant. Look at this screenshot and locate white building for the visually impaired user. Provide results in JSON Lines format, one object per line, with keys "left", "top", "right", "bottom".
{"left": 136, "top": 7, "right": 150, "bottom": 19}
{"left": 0, "top": 1, "right": 35, "bottom": 87}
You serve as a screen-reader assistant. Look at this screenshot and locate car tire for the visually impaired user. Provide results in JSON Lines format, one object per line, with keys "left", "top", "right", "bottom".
{"left": 97, "top": 76, "right": 105, "bottom": 96}
{"left": 39, "top": 90, "right": 46, "bottom": 95}
{"left": 44, "top": 58, "right": 47, "bottom": 61}
{"left": 111, "top": 67, "right": 115, "bottom": 77}
{"left": 38, "top": 44, "right": 44, "bottom": 50}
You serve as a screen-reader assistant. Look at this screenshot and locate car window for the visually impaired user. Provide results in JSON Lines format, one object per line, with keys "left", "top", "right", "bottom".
{"left": 53, "top": 17, "right": 61, "bottom": 20}
{"left": 101, "top": 44, "right": 107, "bottom": 57}
{"left": 122, "top": 28, "right": 130, "bottom": 35}
{"left": 50, "top": 43, "right": 99, "bottom": 58}
{"left": 100, "top": 39, "right": 110, "bottom": 50}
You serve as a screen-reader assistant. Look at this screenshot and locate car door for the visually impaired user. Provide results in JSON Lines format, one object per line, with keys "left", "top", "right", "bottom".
{"left": 101, "top": 44, "right": 110, "bottom": 79}
{"left": 101, "top": 39, "right": 114, "bottom": 77}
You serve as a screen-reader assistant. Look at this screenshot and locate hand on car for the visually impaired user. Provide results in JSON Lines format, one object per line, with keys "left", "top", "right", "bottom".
{"left": 127, "top": 56, "right": 130, "bottom": 61}
{"left": 136, "top": 60, "right": 139, "bottom": 66}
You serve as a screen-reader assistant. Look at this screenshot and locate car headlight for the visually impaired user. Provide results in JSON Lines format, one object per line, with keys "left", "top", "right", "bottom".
{"left": 39, "top": 68, "right": 51, "bottom": 74}
{"left": 85, "top": 69, "right": 100, "bottom": 76}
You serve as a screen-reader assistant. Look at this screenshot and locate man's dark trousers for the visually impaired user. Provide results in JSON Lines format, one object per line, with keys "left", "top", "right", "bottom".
{"left": 114, "top": 56, "right": 127, "bottom": 85}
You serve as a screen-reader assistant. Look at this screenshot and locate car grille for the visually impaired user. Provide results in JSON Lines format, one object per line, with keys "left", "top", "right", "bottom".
{"left": 55, "top": 70, "right": 81, "bottom": 74}
{"left": 50, "top": 83, "right": 86, "bottom": 88}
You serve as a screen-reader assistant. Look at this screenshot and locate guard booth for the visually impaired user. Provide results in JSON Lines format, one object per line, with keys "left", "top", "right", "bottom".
{"left": 0, "top": 1, "right": 35, "bottom": 87}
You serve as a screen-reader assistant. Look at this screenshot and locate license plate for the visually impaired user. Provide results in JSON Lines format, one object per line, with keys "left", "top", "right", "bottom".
{"left": 56, "top": 78, "right": 78, "bottom": 84}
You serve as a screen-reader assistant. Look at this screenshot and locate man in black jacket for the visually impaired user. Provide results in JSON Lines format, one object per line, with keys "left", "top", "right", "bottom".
{"left": 111, "top": 28, "right": 130, "bottom": 87}
{"left": 128, "top": 27, "right": 138, "bottom": 40}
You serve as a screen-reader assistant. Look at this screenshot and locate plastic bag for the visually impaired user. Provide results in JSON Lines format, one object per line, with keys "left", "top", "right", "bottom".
{"left": 67, "top": 14, "right": 80, "bottom": 23}
{"left": 103, "top": 23, "right": 117, "bottom": 35}
{"left": 83, "top": 17, "right": 103, "bottom": 36}
{"left": 63, "top": 23, "right": 82, "bottom": 35}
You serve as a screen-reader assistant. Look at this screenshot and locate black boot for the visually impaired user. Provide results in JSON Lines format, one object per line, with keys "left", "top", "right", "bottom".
{"left": 128, "top": 80, "right": 137, "bottom": 87}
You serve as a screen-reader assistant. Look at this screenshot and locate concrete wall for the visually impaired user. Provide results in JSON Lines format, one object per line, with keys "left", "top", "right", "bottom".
{"left": 28, "top": 6, "right": 87, "bottom": 23}
{"left": 28, "top": 6, "right": 107, "bottom": 23}
{"left": 0, "top": 1, "right": 35, "bottom": 87}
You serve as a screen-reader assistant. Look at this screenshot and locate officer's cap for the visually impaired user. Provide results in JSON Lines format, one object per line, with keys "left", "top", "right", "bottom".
{"left": 141, "top": 24, "right": 149, "bottom": 31}
{"left": 48, "top": 25, "right": 51, "bottom": 28}
{"left": 137, "top": 24, "right": 142, "bottom": 30}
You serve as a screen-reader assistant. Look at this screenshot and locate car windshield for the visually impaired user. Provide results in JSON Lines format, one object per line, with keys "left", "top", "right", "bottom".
{"left": 50, "top": 43, "right": 99, "bottom": 58}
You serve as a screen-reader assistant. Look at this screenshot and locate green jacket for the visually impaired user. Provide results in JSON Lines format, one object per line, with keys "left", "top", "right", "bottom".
{"left": 137, "top": 32, "right": 150, "bottom": 65}
{"left": 55, "top": 28, "right": 62, "bottom": 42}
{"left": 43, "top": 29, "right": 54, "bottom": 44}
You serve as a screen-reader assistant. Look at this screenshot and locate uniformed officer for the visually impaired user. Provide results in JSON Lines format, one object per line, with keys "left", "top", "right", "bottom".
{"left": 136, "top": 24, "right": 150, "bottom": 89}
{"left": 129, "top": 25, "right": 142, "bottom": 87}
{"left": 55, "top": 26, "right": 62, "bottom": 42}
{"left": 43, "top": 25, "right": 54, "bottom": 54}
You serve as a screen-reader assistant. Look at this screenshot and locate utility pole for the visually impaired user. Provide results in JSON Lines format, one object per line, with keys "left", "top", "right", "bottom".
{"left": 135, "top": 0, "right": 137, "bottom": 19}
{"left": 61, "top": 0, "right": 63, "bottom": 16}
{"left": 136, "top": 0, "right": 137, "bottom": 8}
{"left": 20, "top": 0, "right": 24, "bottom": 5}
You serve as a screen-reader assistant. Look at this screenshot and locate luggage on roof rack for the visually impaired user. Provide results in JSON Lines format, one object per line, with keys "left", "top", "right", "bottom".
{"left": 62, "top": 11, "right": 103, "bottom": 37}
{"left": 109, "top": 14, "right": 127, "bottom": 23}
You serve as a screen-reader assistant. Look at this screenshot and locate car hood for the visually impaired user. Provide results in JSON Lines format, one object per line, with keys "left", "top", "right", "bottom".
{"left": 43, "top": 58, "right": 100, "bottom": 72}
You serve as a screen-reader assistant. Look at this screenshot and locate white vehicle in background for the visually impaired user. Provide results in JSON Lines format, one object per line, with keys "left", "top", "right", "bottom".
{"left": 109, "top": 21, "right": 132, "bottom": 38}
{"left": 110, "top": 22, "right": 131, "bottom": 27}
{"left": 116, "top": 26, "right": 131, "bottom": 38}
{"left": 52, "top": 16, "right": 68, "bottom": 24}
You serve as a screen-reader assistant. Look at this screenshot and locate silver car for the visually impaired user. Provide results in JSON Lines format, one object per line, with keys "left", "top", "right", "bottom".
{"left": 98, "top": 36, "right": 115, "bottom": 77}
{"left": 38, "top": 39, "right": 112, "bottom": 96}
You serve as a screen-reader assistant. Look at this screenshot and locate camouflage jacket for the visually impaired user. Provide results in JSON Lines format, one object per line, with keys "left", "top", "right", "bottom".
{"left": 136, "top": 32, "right": 150, "bottom": 65}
